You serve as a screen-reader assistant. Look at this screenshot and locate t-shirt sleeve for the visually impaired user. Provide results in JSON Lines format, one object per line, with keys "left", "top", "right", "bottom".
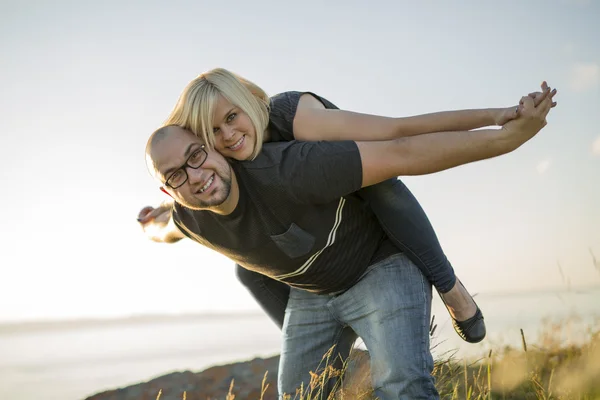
{"left": 171, "top": 204, "right": 196, "bottom": 240}
{"left": 250, "top": 140, "right": 363, "bottom": 204}
{"left": 268, "top": 91, "right": 340, "bottom": 142}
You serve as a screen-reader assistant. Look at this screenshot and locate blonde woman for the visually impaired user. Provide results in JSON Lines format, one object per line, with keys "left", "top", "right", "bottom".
{"left": 139, "top": 68, "right": 556, "bottom": 343}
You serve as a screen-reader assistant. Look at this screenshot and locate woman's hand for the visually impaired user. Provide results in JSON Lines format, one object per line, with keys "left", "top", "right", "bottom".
{"left": 500, "top": 86, "right": 555, "bottom": 148}
{"left": 495, "top": 81, "right": 558, "bottom": 126}
{"left": 494, "top": 106, "right": 522, "bottom": 126}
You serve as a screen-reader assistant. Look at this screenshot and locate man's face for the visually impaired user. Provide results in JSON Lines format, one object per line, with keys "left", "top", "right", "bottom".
{"left": 151, "top": 126, "right": 233, "bottom": 210}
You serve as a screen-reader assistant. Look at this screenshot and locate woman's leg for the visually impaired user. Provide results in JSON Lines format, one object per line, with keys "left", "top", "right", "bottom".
{"left": 356, "top": 178, "right": 455, "bottom": 291}
{"left": 356, "top": 179, "right": 485, "bottom": 342}
{"left": 235, "top": 264, "right": 290, "bottom": 328}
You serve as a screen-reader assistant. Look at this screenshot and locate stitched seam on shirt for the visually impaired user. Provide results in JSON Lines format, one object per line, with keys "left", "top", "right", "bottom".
{"left": 275, "top": 197, "right": 345, "bottom": 280}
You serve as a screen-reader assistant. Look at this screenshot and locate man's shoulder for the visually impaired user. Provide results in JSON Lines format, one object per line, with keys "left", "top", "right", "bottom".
{"left": 237, "top": 140, "right": 358, "bottom": 174}
{"left": 236, "top": 140, "right": 362, "bottom": 204}
{"left": 238, "top": 141, "right": 300, "bottom": 170}
{"left": 241, "top": 140, "right": 359, "bottom": 168}
{"left": 172, "top": 202, "right": 211, "bottom": 226}
{"left": 171, "top": 203, "right": 204, "bottom": 240}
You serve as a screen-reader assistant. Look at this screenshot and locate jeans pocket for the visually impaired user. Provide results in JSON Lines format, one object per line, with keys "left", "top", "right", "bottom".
{"left": 271, "top": 223, "right": 315, "bottom": 259}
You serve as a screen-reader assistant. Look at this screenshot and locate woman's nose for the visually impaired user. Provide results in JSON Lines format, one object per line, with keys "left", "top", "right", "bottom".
{"left": 221, "top": 125, "right": 235, "bottom": 141}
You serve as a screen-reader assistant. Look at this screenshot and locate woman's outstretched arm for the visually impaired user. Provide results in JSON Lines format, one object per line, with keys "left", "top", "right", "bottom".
{"left": 293, "top": 83, "right": 553, "bottom": 142}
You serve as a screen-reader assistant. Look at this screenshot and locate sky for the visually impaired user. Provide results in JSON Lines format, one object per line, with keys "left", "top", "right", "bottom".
{"left": 1, "top": 0, "right": 599, "bottom": 322}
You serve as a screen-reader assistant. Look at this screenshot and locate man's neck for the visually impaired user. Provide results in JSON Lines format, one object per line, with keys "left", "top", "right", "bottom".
{"left": 210, "top": 166, "right": 239, "bottom": 216}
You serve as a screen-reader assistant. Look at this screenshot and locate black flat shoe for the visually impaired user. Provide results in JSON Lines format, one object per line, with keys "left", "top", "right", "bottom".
{"left": 451, "top": 306, "right": 486, "bottom": 343}
{"left": 439, "top": 279, "right": 487, "bottom": 343}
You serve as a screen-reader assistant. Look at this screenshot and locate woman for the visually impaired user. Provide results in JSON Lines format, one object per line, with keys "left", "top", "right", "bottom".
{"left": 142, "top": 68, "right": 554, "bottom": 343}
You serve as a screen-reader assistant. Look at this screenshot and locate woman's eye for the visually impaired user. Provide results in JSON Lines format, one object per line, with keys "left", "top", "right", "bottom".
{"left": 213, "top": 127, "right": 220, "bottom": 134}
{"left": 226, "top": 113, "right": 237, "bottom": 123}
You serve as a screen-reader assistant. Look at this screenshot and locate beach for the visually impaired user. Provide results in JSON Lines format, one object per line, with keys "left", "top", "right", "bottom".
{"left": 1, "top": 287, "right": 599, "bottom": 400}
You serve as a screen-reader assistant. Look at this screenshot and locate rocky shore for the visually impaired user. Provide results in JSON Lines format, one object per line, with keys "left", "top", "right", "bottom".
{"left": 84, "top": 351, "right": 371, "bottom": 400}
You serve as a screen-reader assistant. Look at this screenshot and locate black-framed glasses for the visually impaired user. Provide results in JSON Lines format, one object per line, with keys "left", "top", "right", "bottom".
{"left": 165, "top": 145, "right": 208, "bottom": 189}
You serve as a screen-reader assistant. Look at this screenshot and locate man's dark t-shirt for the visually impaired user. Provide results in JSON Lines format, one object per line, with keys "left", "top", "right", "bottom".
{"left": 172, "top": 92, "right": 396, "bottom": 295}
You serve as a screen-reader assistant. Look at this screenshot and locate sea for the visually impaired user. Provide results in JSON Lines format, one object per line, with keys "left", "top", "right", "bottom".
{"left": 1, "top": 287, "right": 599, "bottom": 400}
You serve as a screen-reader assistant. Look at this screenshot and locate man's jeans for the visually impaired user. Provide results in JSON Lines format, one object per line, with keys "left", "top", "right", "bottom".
{"left": 278, "top": 253, "right": 439, "bottom": 399}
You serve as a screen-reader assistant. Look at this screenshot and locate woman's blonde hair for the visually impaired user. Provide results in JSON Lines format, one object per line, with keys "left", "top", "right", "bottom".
{"left": 164, "top": 68, "right": 270, "bottom": 160}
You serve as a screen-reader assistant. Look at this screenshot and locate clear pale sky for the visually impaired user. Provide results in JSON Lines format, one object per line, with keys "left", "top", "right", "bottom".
{"left": 1, "top": 0, "right": 599, "bottom": 322}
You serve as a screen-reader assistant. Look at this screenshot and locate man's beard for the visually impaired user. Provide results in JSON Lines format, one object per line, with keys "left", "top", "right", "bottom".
{"left": 184, "top": 166, "right": 232, "bottom": 211}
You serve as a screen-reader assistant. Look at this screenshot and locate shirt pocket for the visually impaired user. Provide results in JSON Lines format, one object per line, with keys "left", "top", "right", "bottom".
{"left": 270, "top": 223, "right": 315, "bottom": 259}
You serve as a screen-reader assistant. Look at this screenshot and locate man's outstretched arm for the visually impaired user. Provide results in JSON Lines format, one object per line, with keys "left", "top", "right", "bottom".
{"left": 357, "top": 90, "right": 554, "bottom": 187}
{"left": 137, "top": 202, "right": 185, "bottom": 243}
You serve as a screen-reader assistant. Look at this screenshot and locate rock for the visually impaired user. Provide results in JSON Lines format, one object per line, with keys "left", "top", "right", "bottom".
{"left": 84, "top": 350, "right": 373, "bottom": 400}
{"left": 84, "top": 356, "right": 280, "bottom": 400}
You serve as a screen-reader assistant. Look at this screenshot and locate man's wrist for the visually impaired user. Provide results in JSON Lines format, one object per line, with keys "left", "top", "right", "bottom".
{"left": 496, "top": 125, "right": 523, "bottom": 152}
{"left": 160, "top": 199, "right": 175, "bottom": 209}
{"left": 486, "top": 108, "right": 502, "bottom": 126}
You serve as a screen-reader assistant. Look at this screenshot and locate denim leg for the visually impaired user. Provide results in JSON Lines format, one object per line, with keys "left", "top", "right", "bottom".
{"left": 332, "top": 253, "right": 439, "bottom": 400}
{"left": 357, "top": 178, "right": 456, "bottom": 293}
{"left": 235, "top": 264, "right": 290, "bottom": 328}
{"left": 278, "top": 288, "right": 357, "bottom": 399}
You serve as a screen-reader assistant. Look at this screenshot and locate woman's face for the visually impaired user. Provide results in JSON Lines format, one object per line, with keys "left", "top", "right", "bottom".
{"left": 211, "top": 95, "right": 257, "bottom": 160}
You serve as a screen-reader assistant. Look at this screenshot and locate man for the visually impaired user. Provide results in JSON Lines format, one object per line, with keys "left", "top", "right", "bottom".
{"left": 141, "top": 90, "right": 554, "bottom": 399}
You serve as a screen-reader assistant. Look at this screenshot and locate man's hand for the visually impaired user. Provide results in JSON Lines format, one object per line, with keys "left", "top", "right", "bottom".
{"left": 138, "top": 203, "right": 171, "bottom": 226}
{"left": 494, "top": 81, "right": 558, "bottom": 126}
{"left": 137, "top": 201, "right": 183, "bottom": 243}
{"left": 500, "top": 86, "right": 555, "bottom": 149}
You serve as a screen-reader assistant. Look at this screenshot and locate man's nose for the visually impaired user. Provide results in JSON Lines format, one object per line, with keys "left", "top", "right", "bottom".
{"left": 186, "top": 165, "right": 205, "bottom": 185}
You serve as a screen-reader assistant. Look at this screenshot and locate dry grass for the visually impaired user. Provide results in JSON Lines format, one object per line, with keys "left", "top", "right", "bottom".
{"left": 155, "top": 252, "right": 600, "bottom": 399}
{"left": 432, "top": 320, "right": 600, "bottom": 400}
{"left": 208, "top": 316, "right": 600, "bottom": 400}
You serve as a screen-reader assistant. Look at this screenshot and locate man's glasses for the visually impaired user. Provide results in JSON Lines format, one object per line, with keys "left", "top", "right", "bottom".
{"left": 165, "top": 145, "right": 208, "bottom": 189}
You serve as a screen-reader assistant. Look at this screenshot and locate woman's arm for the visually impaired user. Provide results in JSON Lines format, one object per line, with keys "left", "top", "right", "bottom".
{"left": 282, "top": 90, "right": 555, "bottom": 204}
{"left": 293, "top": 83, "right": 551, "bottom": 142}
{"left": 357, "top": 92, "right": 554, "bottom": 187}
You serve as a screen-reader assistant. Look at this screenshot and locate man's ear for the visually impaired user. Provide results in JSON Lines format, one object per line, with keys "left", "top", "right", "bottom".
{"left": 160, "top": 187, "right": 173, "bottom": 198}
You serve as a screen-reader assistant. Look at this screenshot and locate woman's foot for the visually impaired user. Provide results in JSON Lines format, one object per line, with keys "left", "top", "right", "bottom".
{"left": 439, "top": 278, "right": 486, "bottom": 343}
{"left": 440, "top": 278, "right": 476, "bottom": 320}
